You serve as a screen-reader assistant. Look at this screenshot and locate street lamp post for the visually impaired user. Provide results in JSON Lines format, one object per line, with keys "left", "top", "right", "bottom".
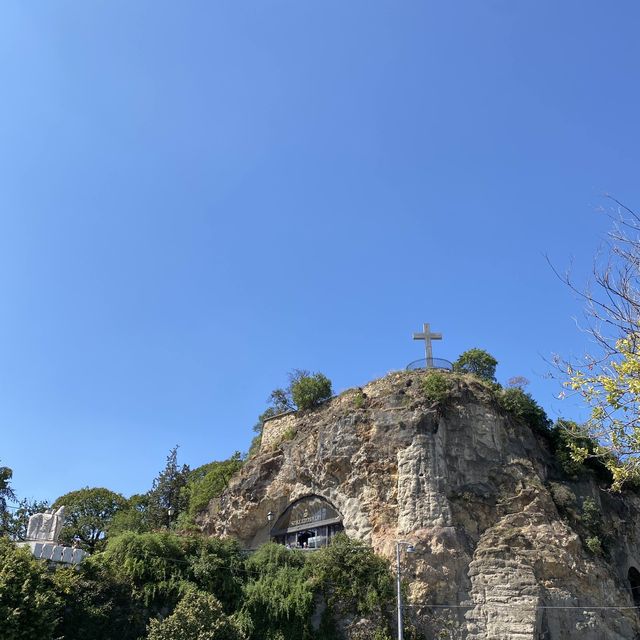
{"left": 396, "top": 541, "right": 415, "bottom": 640}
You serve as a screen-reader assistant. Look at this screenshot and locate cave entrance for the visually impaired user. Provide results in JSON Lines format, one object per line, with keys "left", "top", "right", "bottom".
{"left": 629, "top": 567, "right": 640, "bottom": 607}
{"left": 270, "top": 496, "right": 344, "bottom": 549}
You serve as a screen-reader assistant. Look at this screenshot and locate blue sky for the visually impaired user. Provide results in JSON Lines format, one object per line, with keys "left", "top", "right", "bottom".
{"left": 1, "top": 1, "right": 639, "bottom": 502}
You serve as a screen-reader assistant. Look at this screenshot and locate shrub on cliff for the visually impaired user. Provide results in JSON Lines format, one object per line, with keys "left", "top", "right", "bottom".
{"left": 184, "top": 453, "right": 244, "bottom": 520}
{"left": 550, "top": 420, "right": 613, "bottom": 481}
{"left": 252, "top": 370, "right": 334, "bottom": 447}
{"left": 291, "top": 372, "right": 333, "bottom": 410}
{"left": 497, "top": 387, "right": 551, "bottom": 434}
{"left": 421, "top": 371, "right": 452, "bottom": 406}
{"left": 453, "top": 348, "right": 498, "bottom": 381}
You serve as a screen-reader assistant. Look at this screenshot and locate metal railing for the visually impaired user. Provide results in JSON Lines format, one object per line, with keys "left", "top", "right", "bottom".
{"left": 406, "top": 358, "right": 453, "bottom": 371}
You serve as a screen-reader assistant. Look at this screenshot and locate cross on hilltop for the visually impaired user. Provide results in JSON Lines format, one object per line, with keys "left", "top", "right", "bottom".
{"left": 412, "top": 323, "right": 442, "bottom": 369}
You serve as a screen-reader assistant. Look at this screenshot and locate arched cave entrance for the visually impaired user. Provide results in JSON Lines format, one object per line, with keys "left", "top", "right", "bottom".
{"left": 270, "top": 495, "right": 344, "bottom": 549}
{"left": 629, "top": 567, "right": 640, "bottom": 607}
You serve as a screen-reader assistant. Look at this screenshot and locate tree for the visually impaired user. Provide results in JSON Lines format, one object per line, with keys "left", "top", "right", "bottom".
{"left": 290, "top": 372, "right": 333, "bottom": 410}
{"left": 0, "top": 463, "right": 16, "bottom": 535}
{"left": 53, "top": 487, "right": 127, "bottom": 552}
{"left": 256, "top": 370, "right": 332, "bottom": 425}
{"left": 0, "top": 537, "right": 61, "bottom": 640}
{"left": 147, "top": 590, "right": 244, "bottom": 640}
{"left": 146, "top": 446, "right": 190, "bottom": 528}
{"left": 554, "top": 198, "right": 640, "bottom": 488}
{"left": 183, "top": 453, "right": 244, "bottom": 520}
{"left": 108, "top": 494, "right": 152, "bottom": 536}
{"left": 453, "top": 349, "right": 498, "bottom": 381}
{"left": 249, "top": 370, "right": 333, "bottom": 457}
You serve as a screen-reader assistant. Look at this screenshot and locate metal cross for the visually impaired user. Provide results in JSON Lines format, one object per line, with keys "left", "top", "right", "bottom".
{"left": 412, "top": 323, "right": 442, "bottom": 368}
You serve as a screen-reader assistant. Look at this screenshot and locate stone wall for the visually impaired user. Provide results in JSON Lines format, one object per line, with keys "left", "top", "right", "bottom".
{"left": 260, "top": 412, "right": 298, "bottom": 452}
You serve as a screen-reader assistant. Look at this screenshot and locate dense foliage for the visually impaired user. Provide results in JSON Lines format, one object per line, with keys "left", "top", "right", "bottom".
{"left": 147, "top": 591, "right": 244, "bottom": 640}
{"left": 453, "top": 348, "right": 498, "bottom": 381}
{"left": 182, "top": 453, "right": 244, "bottom": 521}
{"left": 290, "top": 372, "right": 333, "bottom": 411}
{"left": 496, "top": 387, "right": 551, "bottom": 435}
{"left": 0, "top": 531, "right": 396, "bottom": 640}
{"left": 421, "top": 371, "right": 452, "bottom": 406}
{"left": 0, "top": 538, "right": 61, "bottom": 640}
{"left": 53, "top": 487, "right": 127, "bottom": 551}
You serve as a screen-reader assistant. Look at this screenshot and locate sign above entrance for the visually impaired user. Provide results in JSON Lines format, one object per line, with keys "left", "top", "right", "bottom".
{"left": 271, "top": 495, "right": 342, "bottom": 536}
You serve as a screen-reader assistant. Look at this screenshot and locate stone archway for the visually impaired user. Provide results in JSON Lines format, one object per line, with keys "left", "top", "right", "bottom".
{"left": 270, "top": 495, "right": 343, "bottom": 549}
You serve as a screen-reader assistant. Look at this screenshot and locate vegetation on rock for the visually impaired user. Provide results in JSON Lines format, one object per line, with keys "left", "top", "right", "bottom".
{"left": 453, "top": 348, "right": 498, "bottom": 381}
{"left": 250, "top": 369, "right": 333, "bottom": 457}
{"left": 182, "top": 453, "right": 244, "bottom": 523}
{"left": 421, "top": 371, "right": 452, "bottom": 406}
{"left": 496, "top": 387, "right": 551, "bottom": 434}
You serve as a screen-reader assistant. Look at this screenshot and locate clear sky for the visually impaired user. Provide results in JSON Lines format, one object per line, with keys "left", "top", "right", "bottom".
{"left": 1, "top": 1, "right": 639, "bottom": 503}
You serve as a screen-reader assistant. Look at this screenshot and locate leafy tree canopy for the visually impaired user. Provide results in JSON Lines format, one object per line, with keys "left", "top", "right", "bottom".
{"left": 108, "top": 494, "right": 152, "bottom": 537}
{"left": 290, "top": 371, "right": 333, "bottom": 411}
{"left": 53, "top": 487, "right": 127, "bottom": 552}
{"left": 147, "top": 590, "right": 244, "bottom": 640}
{"left": 453, "top": 348, "right": 498, "bottom": 381}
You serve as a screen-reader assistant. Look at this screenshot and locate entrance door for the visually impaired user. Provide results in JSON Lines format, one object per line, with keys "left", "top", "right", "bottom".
{"left": 297, "top": 529, "right": 316, "bottom": 548}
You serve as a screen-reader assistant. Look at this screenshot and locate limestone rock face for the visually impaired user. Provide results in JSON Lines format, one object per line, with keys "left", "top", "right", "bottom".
{"left": 198, "top": 371, "right": 640, "bottom": 639}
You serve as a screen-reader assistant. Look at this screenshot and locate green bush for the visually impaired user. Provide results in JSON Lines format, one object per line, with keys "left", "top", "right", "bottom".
{"left": 310, "top": 534, "right": 394, "bottom": 619}
{"left": 51, "top": 562, "right": 143, "bottom": 640}
{"left": 581, "top": 497, "right": 603, "bottom": 532}
{"left": 100, "top": 531, "right": 245, "bottom": 614}
{"left": 453, "top": 348, "right": 498, "bottom": 381}
{"left": 185, "top": 454, "right": 244, "bottom": 519}
{"left": 421, "top": 372, "right": 452, "bottom": 405}
{"left": 585, "top": 535, "right": 603, "bottom": 556}
{"left": 101, "top": 531, "right": 193, "bottom": 609}
{"left": 147, "top": 590, "right": 244, "bottom": 640}
{"left": 0, "top": 538, "right": 61, "bottom": 640}
{"left": 291, "top": 372, "right": 333, "bottom": 410}
{"left": 497, "top": 387, "right": 551, "bottom": 434}
{"left": 550, "top": 420, "right": 614, "bottom": 482}
{"left": 239, "top": 544, "right": 314, "bottom": 640}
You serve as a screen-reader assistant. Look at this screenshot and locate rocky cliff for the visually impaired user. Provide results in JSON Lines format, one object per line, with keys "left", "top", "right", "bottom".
{"left": 199, "top": 370, "right": 640, "bottom": 639}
